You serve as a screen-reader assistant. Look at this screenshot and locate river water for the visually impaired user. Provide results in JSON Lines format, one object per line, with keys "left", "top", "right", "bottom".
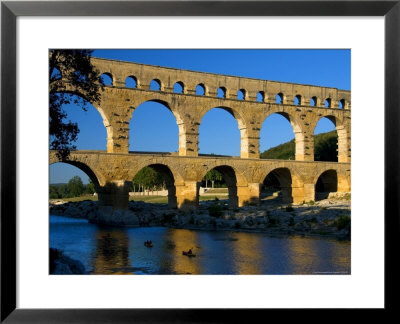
{"left": 50, "top": 215, "right": 350, "bottom": 275}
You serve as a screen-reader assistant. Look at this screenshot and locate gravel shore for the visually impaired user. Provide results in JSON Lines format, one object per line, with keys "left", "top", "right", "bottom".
{"left": 50, "top": 194, "right": 351, "bottom": 238}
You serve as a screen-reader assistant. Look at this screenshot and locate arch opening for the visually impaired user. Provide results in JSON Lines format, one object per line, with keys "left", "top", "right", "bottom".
{"left": 260, "top": 113, "right": 296, "bottom": 160}
{"left": 217, "top": 87, "right": 226, "bottom": 98}
{"left": 294, "top": 95, "right": 302, "bottom": 106}
{"left": 338, "top": 99, "right": 345, "bottom": 109}
{"left": 131, "top": 164, "right": 177, "bottom": 208}
{"left": 49, "top": 93, "right": 109, "bottom": 152}
{"left": 100, "top": 73, "right": 113, "bottom": 86}
{"left": 256, "top": 91, "right": 264, "bottom": 103}
{"left": 129, "top": 100, "right": 179, "bottom": 153}
{"left": 201, "top": 166, "right": 238, "bottom": 209}
{"left": 125, "top": 76, "right": 137, "bottom": 88}
{"left": 196, "top": 84, "right": 206, "bottom": 96}
{"left": 314, "top": 116, "right": 338, "bottom": 162}
{"left": 50, "top": 67, "right": 61, "bottom": 81}
{"left": 237, "top": 89, "right": 246, "bottom": 100}
{"left": 310, "top": 96, "right": 317, "bottom": 107}
{"left": 261, "top": 168, "right": 293, "bottom": 203}
{"left": 315, "top": 170, "right": 338, "bottom": 200}
{"left": 324, "top": 98, "right": 332, "bottom": 108}
{"left": 198, "top": 107, "right": 241, "bottom": 157}
{"left": 173, "top": 81, "right": 184, "bottom": 94}
{"left": 49, "top": 161, "right": 101, "bottom": 199}
{"left": 150, "top": 79, "right": 161, "bottom": 91}
{"left": 276, "top": 93, "right": 284, "bottom": 104}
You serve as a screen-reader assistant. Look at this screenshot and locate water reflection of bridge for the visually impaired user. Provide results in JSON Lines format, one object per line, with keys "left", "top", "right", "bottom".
{"left": 89, "top": 228, "right": 349, "bottom": 275}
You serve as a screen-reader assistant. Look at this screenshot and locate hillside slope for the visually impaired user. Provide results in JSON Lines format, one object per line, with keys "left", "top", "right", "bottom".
{"left": 260, "top": 131, "right": 338, "bottom": 162}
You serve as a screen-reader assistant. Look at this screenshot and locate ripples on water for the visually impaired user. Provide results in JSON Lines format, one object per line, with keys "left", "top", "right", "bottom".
{"left": 50, "top": 215, "right": 350, "bottom": 275}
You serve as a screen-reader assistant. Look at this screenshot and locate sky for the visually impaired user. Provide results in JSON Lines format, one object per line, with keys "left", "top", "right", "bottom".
{"left": 50, "top": 49, "right": 351, "bottom": 184}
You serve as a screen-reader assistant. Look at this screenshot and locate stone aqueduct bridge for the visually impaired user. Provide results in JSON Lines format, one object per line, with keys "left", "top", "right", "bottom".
{"left": 50, "top": 57, "right": 351, "bottom": 210}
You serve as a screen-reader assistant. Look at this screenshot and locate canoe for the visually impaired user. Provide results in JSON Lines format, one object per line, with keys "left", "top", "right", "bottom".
{"left": 182, "top": 251, "right": 196, "bottom": 257}
{"left": 144, "top": 242, "right": 153, "bottom": 248}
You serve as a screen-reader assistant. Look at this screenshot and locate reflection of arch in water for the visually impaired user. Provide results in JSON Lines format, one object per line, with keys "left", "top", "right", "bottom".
{"left": 230, "top": 232, "right": 263, "bottom": 274}
{"left": 163, "top": 229, "right": 202, "bottom": 274}
{"left": 286, "top": 236, "right": 319, "bottom": 274}
{"left": 92, "top": 229, "right": 131, "bottom": 274}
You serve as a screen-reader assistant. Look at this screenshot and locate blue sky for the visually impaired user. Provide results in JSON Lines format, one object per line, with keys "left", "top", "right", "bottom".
{"left": 50, "top": 49, "right": 350, "bottom": 184}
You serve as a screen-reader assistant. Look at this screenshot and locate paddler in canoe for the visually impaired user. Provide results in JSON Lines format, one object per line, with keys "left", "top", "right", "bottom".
{"left": 182, "top": 248, "right": 196, "bottom": 257}
{"left": 144, "top": 240, "right": 153, "bottom": 247}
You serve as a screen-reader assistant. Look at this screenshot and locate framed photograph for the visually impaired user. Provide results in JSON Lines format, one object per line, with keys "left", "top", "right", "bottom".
{"left": 1, "top": 0, "right": 399, "bottom": 322}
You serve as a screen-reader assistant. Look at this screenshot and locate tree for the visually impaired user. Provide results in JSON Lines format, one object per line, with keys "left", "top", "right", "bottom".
{"left": 57, "top": 184, "right": 68, "bottom": 198}
{"left": 84, "top": 178, "right": 96, "bottom": 195}
{"left": 49, "top": 50, "right": 103, "bottom": 159}
{"left": 67, "top": 176, "right": 84, "bottom": 197}
{"left": 204, "top": 169, "right": 223, "bottom": 188}
{"left": 314, "top": 132, "right": 338, "bottom": 162}
{"left": 133, "top": 167, "right": 164, "bottom": 191}
{"left": 49, "top": 185, "right": 60, "bottom": 199}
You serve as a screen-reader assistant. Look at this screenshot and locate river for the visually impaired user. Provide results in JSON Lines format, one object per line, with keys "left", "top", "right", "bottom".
{"left": 50, "top": 215, "right": 350, "bottom": 275}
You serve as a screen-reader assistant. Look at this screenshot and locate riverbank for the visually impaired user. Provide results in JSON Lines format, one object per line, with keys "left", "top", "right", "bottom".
{"left": 50, "top": 194, "right": 351, "bottom": 238}
{"left": 49, "top": 248, "right": 86, "bottom": 274}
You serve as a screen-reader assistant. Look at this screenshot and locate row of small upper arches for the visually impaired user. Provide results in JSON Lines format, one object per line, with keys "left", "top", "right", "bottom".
{"left": 100, "top": 73, "right": 348, "bottom": 109}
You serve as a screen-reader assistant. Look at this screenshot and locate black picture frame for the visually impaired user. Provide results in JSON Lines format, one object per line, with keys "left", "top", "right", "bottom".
{"left": 1, "top": 0, "right": 399, "bottom": 322}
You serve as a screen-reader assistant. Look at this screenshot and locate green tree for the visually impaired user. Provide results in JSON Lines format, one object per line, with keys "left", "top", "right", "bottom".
{"left": 67, "top": 176, "right": 84, "bottom": 197}
{"left": 49, "top": 50, "right": 103, "bottom": 159}
{"left": 204, "top": 169, "right": 223, "bottom": 188}
{"left": 84, "top": 178, "right": 96, "bottom": 195}
{"left": 314, "top": 132, "right": 338, "bottom": 162}
{"left": 57, "top": 184, "right": 68, "bottom": 198}
{"left": 133, "top": 167, "right": 164, "bottom": 191}
{"left": 49, "top": 185, "right": 59, "bottom": 199}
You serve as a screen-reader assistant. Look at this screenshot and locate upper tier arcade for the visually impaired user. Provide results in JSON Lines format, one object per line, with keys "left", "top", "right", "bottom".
{"left": 54, "top": 57, "right": 351, "bottom": 162}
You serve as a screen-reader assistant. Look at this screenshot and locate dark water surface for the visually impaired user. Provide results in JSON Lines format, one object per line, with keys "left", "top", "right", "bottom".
{"left": 50, "top": 215, "right": 350, "bottom": 275}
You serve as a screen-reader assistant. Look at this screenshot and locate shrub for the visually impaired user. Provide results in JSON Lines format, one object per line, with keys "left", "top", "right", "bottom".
{"left": 208, "top": 204, "right": 223, "bottom": 217}
{"left": 288, "top": 216, "right": 295, "bottom": 227}
{"left": 334, "top": 215, "right": 351, "bottom": 230}
{"left": 285, "top": 205, "right": 294, "bottom": 212}
{"left": 162, "top": 213, "right": 175, "bottom": 224}
{"left": 268, "top": 217, "right": 280, "bottom": 226}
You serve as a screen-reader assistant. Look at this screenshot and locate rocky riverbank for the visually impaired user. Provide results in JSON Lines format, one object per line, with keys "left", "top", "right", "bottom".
{"left": 50, "top": 194, "right": 351, "bottom": 238}
{"left": 49, "top": 248, "right": 86, "bottom": 274}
